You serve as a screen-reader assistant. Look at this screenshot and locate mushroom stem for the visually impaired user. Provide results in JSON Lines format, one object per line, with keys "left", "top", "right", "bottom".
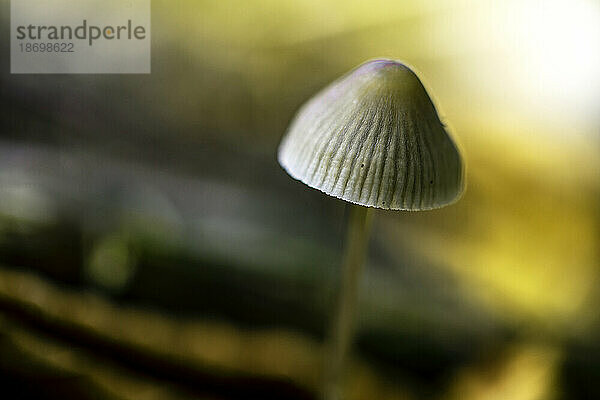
{"left": 324, "top": 204, "right": 373, "bottom": 400}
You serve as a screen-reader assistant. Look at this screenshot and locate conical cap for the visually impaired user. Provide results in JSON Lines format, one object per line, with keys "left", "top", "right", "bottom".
{"left": 278, "top": 59, "right": 464, "bottom": 210}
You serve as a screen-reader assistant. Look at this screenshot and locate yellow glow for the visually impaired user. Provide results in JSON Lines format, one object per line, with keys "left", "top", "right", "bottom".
{"left": 428, "top": 0, "right": 600, "bottom": 136}
{"left": 446, "top": 344, "right": 561, "bottom": 400}
{"left": 512, "top": 0, "right": 600, "bottom": 122}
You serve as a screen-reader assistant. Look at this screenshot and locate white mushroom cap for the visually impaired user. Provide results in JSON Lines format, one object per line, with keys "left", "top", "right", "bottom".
{"left": 278, "top": 59, "right": 464, "bottom": 211}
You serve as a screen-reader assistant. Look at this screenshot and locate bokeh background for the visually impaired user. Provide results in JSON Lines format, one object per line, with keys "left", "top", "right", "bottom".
{"left": 0, "top": 0, "right": 599, "bottom": 399}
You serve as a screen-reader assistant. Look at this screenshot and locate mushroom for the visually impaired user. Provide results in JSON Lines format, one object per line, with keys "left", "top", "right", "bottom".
{"left": 278, "top": 59, "right": 464, "bottom": 399}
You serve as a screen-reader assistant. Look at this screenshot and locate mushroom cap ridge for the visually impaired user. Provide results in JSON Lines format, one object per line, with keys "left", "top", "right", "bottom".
{"left": 278, "top": 59, "right": 464, "bottom": 210}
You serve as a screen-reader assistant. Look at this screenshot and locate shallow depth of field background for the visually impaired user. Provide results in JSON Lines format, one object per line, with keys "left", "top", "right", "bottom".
{"left": 0, "top": 1, "right": 599, "bottom": 399}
